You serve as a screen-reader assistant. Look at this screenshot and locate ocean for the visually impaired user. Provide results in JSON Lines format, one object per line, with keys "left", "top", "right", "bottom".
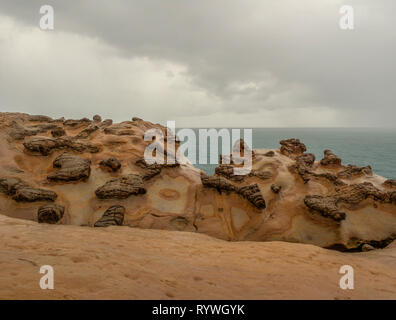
{"left": 177, "top": 128, "right": 396, "bottom": 179}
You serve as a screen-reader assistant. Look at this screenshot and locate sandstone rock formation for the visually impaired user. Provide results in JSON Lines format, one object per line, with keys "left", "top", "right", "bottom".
{"left": 0, "top": 112, "right": 395, "bottom": 252}
{"left": 1, "top": 214, "right": 395, "bottom": 299}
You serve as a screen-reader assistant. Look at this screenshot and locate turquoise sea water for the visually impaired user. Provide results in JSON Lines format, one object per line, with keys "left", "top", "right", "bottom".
{"left": 178, "top": 128, "right": 396, "bottom": 179}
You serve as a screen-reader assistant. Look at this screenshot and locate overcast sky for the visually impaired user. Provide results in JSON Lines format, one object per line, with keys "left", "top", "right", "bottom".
{"left": 0, "top": 0, "right": 395, "bottom": 127}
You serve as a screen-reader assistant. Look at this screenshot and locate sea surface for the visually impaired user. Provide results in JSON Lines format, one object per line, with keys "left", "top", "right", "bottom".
{"left": 177, "top": 128, "right": 396, "bottom": 179}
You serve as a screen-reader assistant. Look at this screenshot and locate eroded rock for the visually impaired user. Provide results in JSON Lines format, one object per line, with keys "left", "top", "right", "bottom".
{"left": 280, "top": 139, "right": 306, "bottom": 157}
{"left": 94, "top": 205, "right": 125, "bottom": 227}
{"left": 338, "top": 165, "right": 372, "bottom": 179}
{"left": 0, "top": 177, "right": 57, "bottom": 202}
{"left": 38, "top": 204, "right": 65, "bottom": 224}
{"left": 23, "top": 137, "right": 100, "bottom": 155}
{"left": 93, "top": 115, "right": 102, "bottom": 122}
{"left": 47, "top": 153, "right": 91, "bottom": 182}
{"left": 304, "top": 195, "right": 345, "bottom": 222}
{"left": 75, "top": 125, "right": 99, "bottom": 139}
{"left": 201, "top": 174, "right": 266, "bottom": 209}
{"left": 271, "top": 184, "right": 281, "bottom": 194}
{"left": 99, "top": 158, "right": 121, "bottom": 172}
{"left": 95, "top": 174, "right": 146, "bottom": 199}
{"left": 384, "top": 179, "right": 396, "bottom": 188}
{"left": 51, "top": 127, "right": 66, "bottom": 138}
{"left": 238, "top": 184, "right": 266, "bottom": 209}
{"left": 135, "top": 158, "right": 179, "bottom": 180}
{"left": 320, "top": 150, "right": 342, "bottom": 166}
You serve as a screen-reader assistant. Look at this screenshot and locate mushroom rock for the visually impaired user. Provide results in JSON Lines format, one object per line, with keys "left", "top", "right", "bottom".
{"left": 47, "top": 153, "right": 91, "bottom": 182}
{"left": 94, "top": 205, "right": 125, "bottom": 227}
{"left": 37, "top": 204, "right": 65, "bottom": 224}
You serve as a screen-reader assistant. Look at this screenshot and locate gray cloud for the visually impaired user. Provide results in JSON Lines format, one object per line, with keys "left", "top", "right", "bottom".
{"left": 0, "top": 0, "right": 395, "bottom": 127}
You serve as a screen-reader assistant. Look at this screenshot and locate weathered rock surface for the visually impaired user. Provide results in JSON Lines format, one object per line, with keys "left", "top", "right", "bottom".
{"left": 50, "top": 127, "right": 66, "bottom": 138}
{"left": 338, "top": 164, "right": 373, "bottom": 178}
{"left": 47, "top": 153, "right": 91, "bottom": 182}
{"left": 23, "top": 137, "right": 100, "bottom": 155}
{"left": 384, "top": 179, "right": 396, "bottom": 188}
{"left": 304, "top": 195, "right": 346, "bottom": 222}
{"left": 99, "top": 157, "right": 121, "bottom": 172}
{"left": 215, "top": 164, "right": 272, "bottom": 182}
{"left": 135, "top": 157, "right": 179, "bottom": 180}
{"left": 75, "top": 124, "right": 99, "bottom": 139}
{"left": 37, "top": 204, "right": 65, "bottom": 224}
{"left": 0, "top": 112, "right": 395, "bottom": 252}
{"left": 1, "top": 214, "right": 396, "bottom": 299}
{"left": 201, "top": 174, "right": 266, "bottom": 209}
{"left": 95, "top": 174, "right": 146, "bottom": 199}
{"left": 320, "top": 149, "right": 342, "bottom": 166}
{"left": 0, "top": 177, "right": 57, "bottom": 202}
{"left": 280, "top": 138, "right": 306, "bottom": 157}
{"left": 94, "top": 205, "right": 125, "bottom": 227}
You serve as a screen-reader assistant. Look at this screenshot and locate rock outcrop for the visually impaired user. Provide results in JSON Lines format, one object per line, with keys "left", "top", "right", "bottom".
{"left": 94, "top": 205, "right": 125, "bottom": 227}
{"left": 47, "top": 153, "right": 91, "bottom": 182}
{"left": 0, "top": 112, "right": 395, "bottom": 252}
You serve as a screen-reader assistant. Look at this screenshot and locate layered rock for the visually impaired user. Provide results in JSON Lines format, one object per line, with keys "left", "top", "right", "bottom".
{"left": 135, "top": 157, "right": 179, "bottom": 180}
{"left": 23, "top": 137, "right": 100, "bottom": 155}
{"left": 201, "top": 174, "right": 266, "bottom": 209}
{"left": 94, "top": 205, "right": 125, "bottom": 227}
{"left": 47, "top": 153, "right": 91, "bottom": 182}
{"left": 37, "top": 204, "right": 65, "bottom": 224}
{"left": 0, "top": 177, "right": 57, "bottom": 202}
{"left": 95, "top": 174, "right": 146, "bottom": 199}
